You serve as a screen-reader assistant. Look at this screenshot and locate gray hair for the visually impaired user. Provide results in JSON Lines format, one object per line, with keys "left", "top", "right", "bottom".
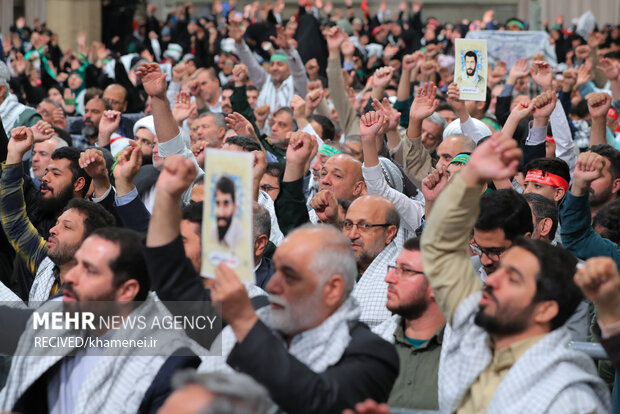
{"left": 294, "top": 223, "right": 357, "bottom": 300}
{"left": 171, "top": 370, "right": 271, "bottom": 414}
{"left": 450, "top": 134, "right": 476, "bottom": 152}
{"left": 252, "top": 202, "right": 271, "bottom": 241}
{"left": 198, "top": 112, "right": 227, "bottom": 130}
{"left": 0, "top": 60, "right": 11, "bottom": 94}
{"left": 51, "top": 136, "right": 69, "bottom": 149}
{"left": 273, "top": 107, "right": 298, "bottom": 132}
{"left": 41, "top": 98, "right": 63, "bottom": 110}
{"left": 427, "top": 112, "right": 447, "bottom": 132}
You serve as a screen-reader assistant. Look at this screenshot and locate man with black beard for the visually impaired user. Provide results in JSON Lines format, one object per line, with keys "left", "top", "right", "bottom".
{"left": 420, "top": 132, "right": 610, "bottom": 412}
{"left": 210, "top": 175, "right": 243, "bottom": 248}
{"left": 1, "top": 127, "right": 93, "bottom": 299}
{"left": 373, "top": 238, "right": 445, "bottom": 410}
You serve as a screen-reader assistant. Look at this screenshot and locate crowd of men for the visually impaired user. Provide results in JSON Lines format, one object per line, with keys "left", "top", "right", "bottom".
{"left": 1, "top": 1, "right": 620, "bottom": 413}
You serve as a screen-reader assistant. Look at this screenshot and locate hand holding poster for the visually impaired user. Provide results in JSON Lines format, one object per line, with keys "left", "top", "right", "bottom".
{"left": 201, "top": 149, "right": 254, "bottom": 282}
{"left": 454, "top": 38, "right": 488, "bottom": 102}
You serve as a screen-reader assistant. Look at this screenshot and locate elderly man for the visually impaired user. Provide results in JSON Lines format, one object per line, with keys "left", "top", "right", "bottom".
{"left": 158, "top": 370, "right": 271, "bottom": 414}
{"left": 373, "top": 238, "right": 446, "bottom": 410}
{"left": 229, "top": 23, "right": 307, "bottom": 111}
{"left": 70, "top": 97, "right": 107, "bottom": 149}
{"left": 343, "top": 195, "right": 402, "bottom": 328}
{"left": 102, "top": 83, "right": 136, "bottom": 138}
{"left": 190, "top": 112, "right": 227, "bottom": 148}
{"left": 421, "top": 132, "right": 610, "bottom": 412}
{"left": 201, "top": 222, "right": 399, "bottom": 413}
{"left": 190, "top": 68, "right": 222, "bottom": 113}
{"left": 0, "top": 61, "right": 42, "bottom": 134}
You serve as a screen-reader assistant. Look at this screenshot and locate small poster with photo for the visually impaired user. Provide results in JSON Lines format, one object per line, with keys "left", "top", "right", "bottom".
{"left": 454, "top": 38, "right": 488, "bottom": 102}
{"left": 200, "top": 149, "right": 254, "bottom": 282}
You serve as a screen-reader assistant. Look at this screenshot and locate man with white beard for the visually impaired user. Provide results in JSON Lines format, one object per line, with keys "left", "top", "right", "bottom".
{"left": 201, "top": 222, "right": 399, "bottom": 413}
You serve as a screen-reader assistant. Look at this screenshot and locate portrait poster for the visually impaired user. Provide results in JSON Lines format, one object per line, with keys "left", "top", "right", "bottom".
{"left": 200, "top": 149, "right": 253, "bottom": 282}
{"left": 454, "top": 38, "right": 488, "bottom": 102}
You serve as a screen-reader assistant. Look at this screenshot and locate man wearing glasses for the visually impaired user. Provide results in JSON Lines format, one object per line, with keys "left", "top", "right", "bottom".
{"left": 470, "top": 189, "right": 533, "bottom": 280}
{"left": 373, "top": 237, "right": 445, "bottom": 410}
{"left": 343, "top": 194, "right": 402, "bottom": 328}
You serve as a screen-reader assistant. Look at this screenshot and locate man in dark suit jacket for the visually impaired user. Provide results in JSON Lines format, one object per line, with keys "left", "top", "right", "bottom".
{"left": 146, "top": 152, "right": 399, "bottom": 414}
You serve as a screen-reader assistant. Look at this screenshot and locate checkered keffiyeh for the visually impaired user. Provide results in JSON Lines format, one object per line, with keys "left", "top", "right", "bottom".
{"left": 28, "top": 257, "right": 56, "bottom": 304}
{"left": 372, "top": 314, "right": 401, "bottom": 343}
{"left": 200, "top": 296, "right": 361, "bottom": 374}
{"left": 438, "top": 292, "right": 612, "bottom": 413}
{"left": 258, "top": 190, "right": 284, "bottom": 246}
{"left": 0, "top": 293, "right": 199, "bottom": 413}
{"left": 351, "top": 229, "right": 407, "bottom": 329}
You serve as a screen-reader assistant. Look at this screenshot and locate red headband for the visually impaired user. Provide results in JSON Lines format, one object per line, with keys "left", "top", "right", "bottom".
{"left": 525, "top": 169, "right": 569, "bottom": 191}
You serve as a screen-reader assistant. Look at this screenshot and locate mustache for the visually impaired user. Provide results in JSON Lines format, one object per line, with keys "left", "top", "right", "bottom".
{"left": 482, "top": 285, "right": 498, "bottom": 304}
{"left": 268, "top": 295, "right": 287, "bottom": 308}
{"left": 63, "top": 283, "right": 79, "bottom": 301}
{"left": 40, "top": 182, "right": 53, "bottom": 192}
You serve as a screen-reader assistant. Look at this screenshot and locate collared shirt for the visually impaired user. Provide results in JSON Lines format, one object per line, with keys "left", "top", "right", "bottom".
{"left": 388, "top": 321, "right": 445, "bottom": 410}
{"left": 457, "top": 334, "right": 545, "bottom": 414}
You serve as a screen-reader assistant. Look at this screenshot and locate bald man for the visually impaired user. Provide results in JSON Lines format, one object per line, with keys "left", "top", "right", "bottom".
{"left": 102, "top": 84, "right": 136, "bottom": 138}
{"left": 319, "top": 154, "right": 367, "bottom": 201}
{"left": 390, "top": 132, "right": 475, "bottom": 188}
{"left": 344, "top": 195, "right": 402, "bottom": 328}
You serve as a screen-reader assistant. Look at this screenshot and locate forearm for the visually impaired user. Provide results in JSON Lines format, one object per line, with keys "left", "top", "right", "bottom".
{"left": 611, "top": 79, "right": 620, "bottom": 101}
{"left": 371, "top": 85, "right": 385, "bottom": 101}
{"left": 397, "top": 69, "right": 412, "bottom": 101}
{"left": 385, "top": 130, "right": 401, "bottom": 151}
{"left": 590, "top": 117, "right": 607, "bottom": 147}
{"left": 549, "top": 100, "right": 577, "bottom": 174}
{"left": 327, "top": 56, "right": 359, "bottom": 135}
{"left": 0, "top": 163, "right": 48, "bottom": 274}
{"left": 559, "top": 192, "right": 620, "bottom": 262}
{"left": 420, "top": 173, "right": 483, "bottom": 322}
{"left": 363, "top": 164, "right": 424, "bottom": 233}
{"left": 151, "top": 96, "right": 181, "bottom": 143}
{"left": 235, "top": 40, "right": 267, "bottom": 90}
{"left": 406, "top": 117, "right": 423, "bottom": 139}
{"left": 361, "top": 136, "right": 379, "bottom": 167}
{"left": 285, "top": 47, "right": 308, "bottom": 97}
{"left": 91, "top": 176, "right": 111, "bottom": 199}
{"left": 146, "top": 191, "right": 182, "bottom": 247}
{"left": 283, "top": 161, "right": 306, "bottom": 182}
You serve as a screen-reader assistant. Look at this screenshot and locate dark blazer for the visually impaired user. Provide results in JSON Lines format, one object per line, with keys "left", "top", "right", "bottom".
{"left": 227, "top": 320, "right": 399, "bottom": 414}
{"left": 115, "top": 192, "right": 151, "bottom": 233}
{"left": 255, "top": 256, "right": 275, "bottom": 290}
{"left": 143, "top": 236, "right": 269, "bottom": 349}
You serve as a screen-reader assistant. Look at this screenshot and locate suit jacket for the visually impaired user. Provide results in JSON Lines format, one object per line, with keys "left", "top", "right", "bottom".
{"left": 143, "top": 236, "right": 269, "bottom": 349}
{"left": 115, "top": 192, "right": 151, "bottom": 233}
{"left": 227, "top": 319, "right": 399, "bottom": 414}
{"left": 255, "top": 256, "right": 275, "bottom": 290}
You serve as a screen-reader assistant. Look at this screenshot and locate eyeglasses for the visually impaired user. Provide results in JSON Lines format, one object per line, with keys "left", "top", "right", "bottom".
{"left": 260, "top": 184, "right": 279, "bottom": 192}
{"left": 469, "top": 242, "right": 508, "bottom": 262}
{"left": 343, "top": 221, "right": 391, "bottom": 233}
{"left": 387, "top": 265, "right": 425, "bottom": 278}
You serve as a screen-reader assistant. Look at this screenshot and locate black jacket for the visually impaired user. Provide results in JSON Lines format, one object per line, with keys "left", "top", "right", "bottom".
{"left": 227, "top": 319, "right": 399, "bottom": 413}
